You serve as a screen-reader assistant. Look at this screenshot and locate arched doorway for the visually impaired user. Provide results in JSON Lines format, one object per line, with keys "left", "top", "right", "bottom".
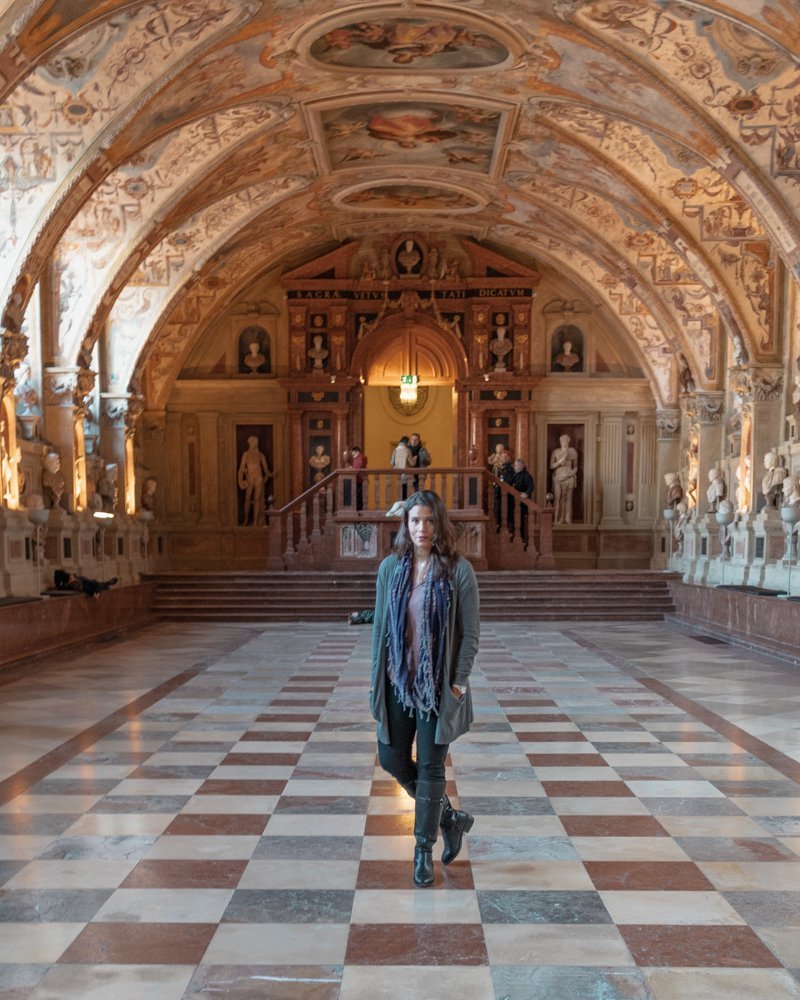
{"left": 352, "top": 313, "right": 468, "bottom": 469}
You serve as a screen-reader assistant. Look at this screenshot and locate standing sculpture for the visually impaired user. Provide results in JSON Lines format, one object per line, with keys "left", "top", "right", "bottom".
{"left": 238, "top": 436, "right": 271, "bottom": 526}
{"left": 549, "top": 434, "right": 578, "bottom": 524}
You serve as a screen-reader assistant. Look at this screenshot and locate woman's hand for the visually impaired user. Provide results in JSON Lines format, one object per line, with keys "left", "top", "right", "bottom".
{"left": 451, "top": 684, "right": 466, "bottom": 699}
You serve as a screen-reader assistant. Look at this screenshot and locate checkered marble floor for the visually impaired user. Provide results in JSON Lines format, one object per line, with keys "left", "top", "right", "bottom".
{"left": 1, "top": 620, "right": 799, "bottom": 999}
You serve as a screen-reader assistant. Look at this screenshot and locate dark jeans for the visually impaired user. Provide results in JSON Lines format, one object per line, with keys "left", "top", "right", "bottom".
{"left": 378, "top": 684, "right": 449, "bottom": 790}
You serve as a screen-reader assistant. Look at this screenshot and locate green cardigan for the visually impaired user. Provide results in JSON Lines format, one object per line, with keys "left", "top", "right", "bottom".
{"left": 369, "top": 554, "right": 480, "bottom": 746}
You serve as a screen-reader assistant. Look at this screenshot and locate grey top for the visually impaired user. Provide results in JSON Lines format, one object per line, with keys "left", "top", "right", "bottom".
{"left": 370, "top": 554, "right": 480, "bottom": 746}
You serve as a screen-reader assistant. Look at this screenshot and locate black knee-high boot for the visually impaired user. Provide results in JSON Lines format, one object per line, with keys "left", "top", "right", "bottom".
{"left": 413, "top": 779, "right": 445, "bottom": 886}
{"left": 440, "top": 794, "right": 474, "bottom": 865}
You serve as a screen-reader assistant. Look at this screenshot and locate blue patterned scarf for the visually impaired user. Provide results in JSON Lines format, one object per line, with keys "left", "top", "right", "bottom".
{"left": 386, "top": 553, "right": 450, "bottom": 717}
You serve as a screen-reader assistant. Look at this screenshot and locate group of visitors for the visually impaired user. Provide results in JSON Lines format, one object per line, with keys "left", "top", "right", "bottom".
{"left": 489, "top": 445, "right": 535, "bottom": 540}
{"left": 391, "top": 432, "right": 431, "bottom": 497}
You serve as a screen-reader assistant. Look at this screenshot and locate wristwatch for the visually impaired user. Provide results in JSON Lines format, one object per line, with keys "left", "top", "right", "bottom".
{"left": 453, "top": 683, "right": 467, "bottom": 696}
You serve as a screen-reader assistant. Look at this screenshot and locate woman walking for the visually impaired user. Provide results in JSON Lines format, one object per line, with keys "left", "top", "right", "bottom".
{"left": 370, "top": 490, "right": 480, "bottom": 886}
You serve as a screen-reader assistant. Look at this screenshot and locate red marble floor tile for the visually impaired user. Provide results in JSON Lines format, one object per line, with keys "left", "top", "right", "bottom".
{"left": 59, "top": 922, "right": 217, "bottom": 965}
{"left": 516, "top": 732, "right": 588, "bottom": 742}
{"left": 255, "top": 714, "right": 320, "bottom": 723}
{"left": 370, "top": 780, "right": 457, "bottom": 797}
{"left": 541, "top": 781, "right": 634, "bottom": 797}
{"left": 633, "top": 677, "right": 800, "bottom": 785}
{"left": 163, "top": 813, "right": 269, "bottom": 836}
{"left": 527, "top": 754, "right": 608, "bottom": 767}
{"left": 618, "top": 924, "right": 782, "bottom": 968}
{"left": 221, "top": 752, "right": 301, "bottom": 766}
{"left": 282, "top": 686, "right": 335, "bottom": 692}
{"left": 346, "top": 924, "right": 487, "bottom": 965}
{"left": 270, "top": 699, "right": 328, "bottom": 706}
{"left": 122, "top": 859, "right": 247, "bottom": 889}
{"left": 510, "top": 714, "right": 571, "bottom": 723}
{"left": 0, "top": 667, "right": 204, "bottom": 806}
{"left": 196, "top": 779, "right": 287, "bottom": 795}
{"left": 356, "top": 861, "right": 474, "bottom": 890}
{"left": 239, "top": 732, "right": 312, "bottom": 743}
{"left": 364, "top": 814, "right": 415, "bottom": 836}
{"left": 585, "top": 861, "right": 714, "bottom": 891}
{"left": 561, "top": 816, "right": 669, "bottom": 837}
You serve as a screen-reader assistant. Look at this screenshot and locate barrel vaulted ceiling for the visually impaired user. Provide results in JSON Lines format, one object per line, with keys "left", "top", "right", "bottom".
{"left": 1, "top": 0, "right": 798, "bottom": 410}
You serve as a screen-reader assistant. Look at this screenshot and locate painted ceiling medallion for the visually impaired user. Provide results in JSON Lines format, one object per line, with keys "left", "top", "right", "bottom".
{"left": 339, "top": 184, "right": 482, "bottom": 213}
{"left": 309, "top": 18, "right": 508, "bottom": 70}
{"left": 319, "top": 101, "right": 503, "bottom": 174}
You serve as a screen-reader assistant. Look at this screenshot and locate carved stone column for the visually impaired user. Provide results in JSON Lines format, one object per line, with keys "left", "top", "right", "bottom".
{"left": 196, "top": 411, "right": 221, "bottom": 528}
{"left": 598, "top": 414, "right": 624, "bottom": 527}
{"left": 100, "top": 393, "right": 143, "bottom": 516}
{"left": 729, "top": 366, "right": 784, "bottom": 513}
{"left": 694, "top": 391, "right": 725, "bottom": 514}
{"left": 655, "top": 408, "right": 681, "bottom": 512}
{"left": 43, "top": 367, "right": 82, "bottom": 511}
{"left": 72, "top": 368, "right": 96, "bottom": 511}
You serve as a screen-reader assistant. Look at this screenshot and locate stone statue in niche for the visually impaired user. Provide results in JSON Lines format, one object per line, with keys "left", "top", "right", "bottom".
{"left": 13, "top": 361, "right": 42, "bottom": 439}
{"left": 308, "top": 334, "right": 329, "bottom": 370}
{"left": 141, "top": 476, "right": 157, "bottom": 513}
{"left": 549, "top": 434, "right": 578, "bottom": 524}
{"left": 487, "top": 443, "right": 505, "bottom": 476}
{"left": 42, "top": 450, "right": 67, "bottom": 510}
{"left": 242, "top": 341, "right": 268, "bottom": 374}
{"left": 238, "top": 324, "right": 270, "bottom": 374}
{"left": 782, "top": 474, "right": 800, "bottom": 507}
{"left": 706, "top": 468, "right": 726, "bottom": 513}
{"left": 761, "top": 449, "right": 787, "bottom": 509}
{"left": 97, "top": 462, "right": 118, "bottom": 513}
{"left": 1, "top": 418, "right": 20, "bottom": 506}
{"left": 309, "top": 443, "right": 331, "bottom": 484}
{"left": 664, "top": 472, "right": 683, "bottom": 509}
{"left": 490, "top": 315, "right": 512, "bottom": 372}
{"left": 554, "top": 339, "right": 581, "bottom": 372}
{"left": 238, "top": 436, "right": 271, "bottom": 527}
{"left": 673, "top": 501, "right": 691, "bottom": 555}
{"left": 396, "top": 239, "right": 422, "bottom": 276}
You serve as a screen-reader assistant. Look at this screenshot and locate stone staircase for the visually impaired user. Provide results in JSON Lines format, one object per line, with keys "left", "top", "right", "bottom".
{"left": 150, "top": 570, "right": 676, "bottom": 623}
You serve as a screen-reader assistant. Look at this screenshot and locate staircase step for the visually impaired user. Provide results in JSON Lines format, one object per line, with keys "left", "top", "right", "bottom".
{"left": 149, "top": 569, "right": 675, "bottom": 623}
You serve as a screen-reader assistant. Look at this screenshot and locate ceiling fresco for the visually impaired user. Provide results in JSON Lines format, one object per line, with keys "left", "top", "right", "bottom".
{"left": 307, "top": 18, "right": 510, "bottom": 70}
{"left": 0, "top": 0, "right": 799, "bottom": 412}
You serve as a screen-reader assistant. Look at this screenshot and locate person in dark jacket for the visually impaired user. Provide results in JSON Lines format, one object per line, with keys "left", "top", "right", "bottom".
{"left": 370, "top": 490, "right": 480, "bottom": 886}
{"left": 495, "top": 450, "right": 516, "bottom": 531}
{"left": 54, "top": 569, "right": 118, "bottom": 599}
{"left": 511, "top": 457, "right": 535, "bottom": 543}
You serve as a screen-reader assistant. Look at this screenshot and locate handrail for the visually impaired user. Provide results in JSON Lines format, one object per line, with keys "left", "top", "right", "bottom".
{"left": 266, "top": 467, "right": 554, "bottom": 569}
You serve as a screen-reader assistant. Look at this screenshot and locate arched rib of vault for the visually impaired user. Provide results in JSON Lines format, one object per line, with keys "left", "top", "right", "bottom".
{"left": 54, "top": 101, "right": 297, "bottom": 367}
{"left": 101, "top": 176, "right": 316, "bottom": 390}
{"left": 489, "top": 221, "right": 684, "bottom": 409}
{"left": 564, "top": 1, "right": 800, "bottom": 247}
{"left": 0, "top": 1, "right": 256, "bottom": 329}
{"left": 510, "top": 104, "right": 772, "bottom": 367}
{"left": 524, "top": 103, "right": 781, "bottom": 359}
{"left": 501, "top": 153, "right": 738, "bottom": 389}
{"left": 137, "top": 228, "right": 337, "bottom": 409}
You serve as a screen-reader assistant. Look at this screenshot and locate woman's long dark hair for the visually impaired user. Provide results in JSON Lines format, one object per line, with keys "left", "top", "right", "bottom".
{"left": 392, "top": 490, "right": 459, "bottom": 579}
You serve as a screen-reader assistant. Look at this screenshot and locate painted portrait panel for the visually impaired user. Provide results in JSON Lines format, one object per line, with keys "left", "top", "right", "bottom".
{"left": 309, "top": 19, "right": 508, "bottom": 71}
{"left": 318, "top": 100, "right": 503, "bottom": 175}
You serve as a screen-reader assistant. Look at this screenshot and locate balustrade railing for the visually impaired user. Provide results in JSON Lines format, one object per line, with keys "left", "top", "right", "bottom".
{"left": 266, "top": 468, "right": 553, "bottom": 570}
